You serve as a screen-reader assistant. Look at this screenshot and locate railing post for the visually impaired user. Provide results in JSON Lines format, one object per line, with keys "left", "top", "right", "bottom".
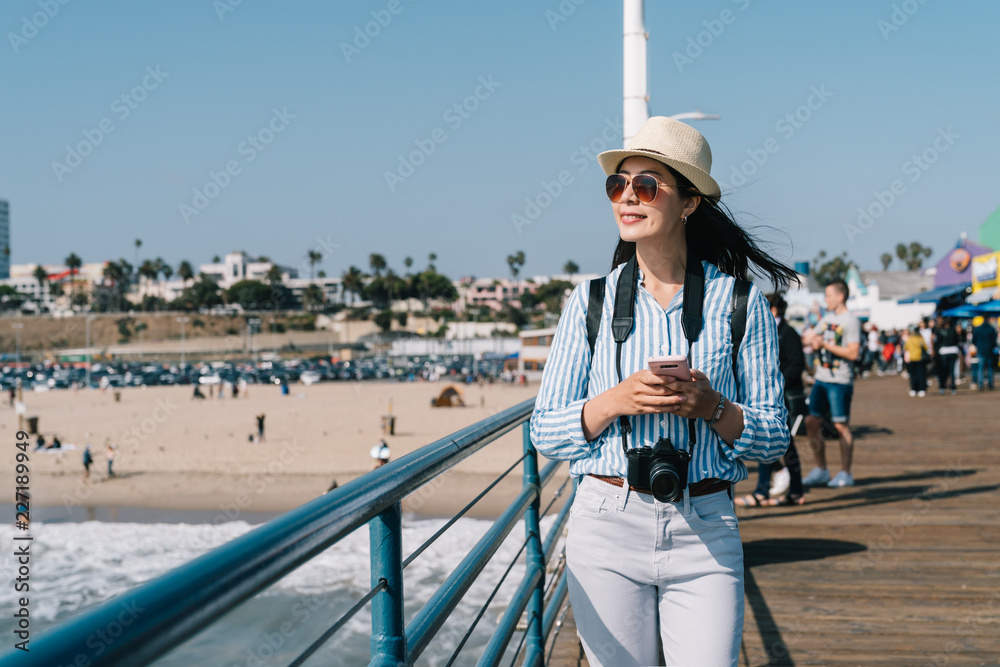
{"left": 521, "top": 422, "right": 546, "bottom": 667}
{"left": 369, "top": 501, "right": 406, "bottom": 667}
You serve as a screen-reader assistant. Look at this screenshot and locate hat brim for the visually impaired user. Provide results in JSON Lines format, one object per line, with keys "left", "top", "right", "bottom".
{"left": 597, "top": 148, "right": 721, "bottom": 200}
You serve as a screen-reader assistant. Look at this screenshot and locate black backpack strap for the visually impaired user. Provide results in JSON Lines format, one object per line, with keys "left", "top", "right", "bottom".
{"left": 730, "top": 279, "right": 752, "bottom": 399}
{"left": 586, "top": 277, "right": 606, "bottom": 358}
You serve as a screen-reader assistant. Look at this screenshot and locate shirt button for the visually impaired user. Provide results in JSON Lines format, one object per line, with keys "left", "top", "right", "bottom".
{"left": 660, "top": 419, "right": 666, "bottom": 427}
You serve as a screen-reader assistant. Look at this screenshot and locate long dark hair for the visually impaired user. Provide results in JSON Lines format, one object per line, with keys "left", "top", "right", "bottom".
{"left": 611, "top": 163, "right": 797, "bottom": 290}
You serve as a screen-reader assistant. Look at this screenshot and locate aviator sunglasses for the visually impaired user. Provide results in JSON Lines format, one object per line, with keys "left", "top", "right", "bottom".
{"left": 605, "top": 173, "right": 675, "bottom": 203}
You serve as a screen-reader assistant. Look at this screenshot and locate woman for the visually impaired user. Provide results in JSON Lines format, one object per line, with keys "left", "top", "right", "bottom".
{"left": 530, "top": 116, "right": 794, "bottom": 666}
{"left": 903, "top": 325, "right": 929, "bottom": 396}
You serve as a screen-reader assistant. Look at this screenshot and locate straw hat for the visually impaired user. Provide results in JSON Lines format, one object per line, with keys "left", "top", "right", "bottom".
{"left": 597, "top": 116, "right": 721, "bottom": 199}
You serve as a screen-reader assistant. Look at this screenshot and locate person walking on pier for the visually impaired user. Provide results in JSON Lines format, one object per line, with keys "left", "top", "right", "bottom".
{"left": 933, "top": 316, "right": 960, "bottom": 394}
{"left": 802, "top": 280, "right": 861, "bottom": 488}
{"left": 904, "top": 325, "right": 929, "bottom": 396}
{"left": 736, "top": 293, "right": 806, "bottom": 506}
{"left": 531, "top": 116, "right": 793, "bottom": 667}
{"left": 971, "top": 316, "right": 997, "bottom": 391}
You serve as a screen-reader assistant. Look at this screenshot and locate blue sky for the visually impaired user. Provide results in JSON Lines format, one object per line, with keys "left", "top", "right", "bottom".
{"left": 3, "top": 0, "right": 998, "bottom": 281}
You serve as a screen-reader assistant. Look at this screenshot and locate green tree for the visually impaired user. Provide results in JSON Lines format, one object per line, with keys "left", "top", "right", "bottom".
{"left": 880, "top": 253, "right": 893, "bottom": 271}
{"left": 265, "top": 265, "right": 283, "bottom": 285}
{"left": 178, "top": 260, "right": 195, "bottom": 286}
{"left": 373, "top": 309, "right": 394, "bottom": 332}
{"left": 427, "top": 252, "right": 437, "bottom": 272}
{"left": 341, "top": 266, "right": 365, "bottom": 306}
{"left": 811, "top": 250, "right": 852, "bottom": 285}
{"left": 369, "top": 253, "right": 388, "bottom": 277}
{"left": 32, "top": 264, "right": 48, "bottom": 307}
{"left": 302, "top": 283, "right": 325, "bottom": 311}
{"left": 403, "top": 256, "right": 413, "bottom": 275}
{"left": 160, "top": 262, "right": 174, "bottom": 299}
{"left": 225, "top": 280, "right": 289, "bottom": 311}
{"left": 65, "top": 253, "right": 82, "bottom": 299}
{"left": 895, "top": 242, "right": 933, "bottom": 271}
{"left": 102, "top": 260, "right": 133, "bottom": 312}
{"left": 532, "top": 280, "right": 574, "bottom": 314}
{"left": 563, "top": 260, "right": 579, "bottom": 276}
{"left": 307, "top": 250, "right": 323, "bottom": 281}
{"left": 171, "top": 274, "right": 222, "bottom": 311}
{"left": 506, "top": 251, "right": 526, "bottom": 281}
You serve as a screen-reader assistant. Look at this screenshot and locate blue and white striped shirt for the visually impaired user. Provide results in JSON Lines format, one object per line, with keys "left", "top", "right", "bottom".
{"left": 529, "top": 260, "right": 789, "bottom": 484}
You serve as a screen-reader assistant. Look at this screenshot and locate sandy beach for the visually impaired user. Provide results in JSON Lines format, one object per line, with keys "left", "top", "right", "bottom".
{"left": 6, "top": 380, "right": 570, "bottom": 521}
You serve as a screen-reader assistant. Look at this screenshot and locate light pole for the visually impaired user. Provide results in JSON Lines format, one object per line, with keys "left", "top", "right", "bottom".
{"left": 269, "top": 317, "right": 277, "bottom": 356}
{"left": 668, "top": 110, "right": 721, "bottom": 122}
{"left": 248, "top": 317, "right": 261, "bottom": 366}
{"left": 11, "top": 323, "right": 23, "bottom": 366}
{"left": 85, "top": 315, "right": 95, "bottom": 388}
{"left": 176, "top": 316, "right": 189, "bottom": 369}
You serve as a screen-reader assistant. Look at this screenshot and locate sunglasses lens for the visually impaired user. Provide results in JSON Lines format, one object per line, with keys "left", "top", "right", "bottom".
{"left": 632, "top": 175, "right": 658, "bottom": 203}
{"left": 606, "top": 175, "right": 626, "bottom": 202}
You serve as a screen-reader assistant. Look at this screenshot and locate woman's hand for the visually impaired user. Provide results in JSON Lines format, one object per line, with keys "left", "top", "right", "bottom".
{"left": 612, "top": 369, "right": 689, "bottom": 416}
{"left": 658, "top": 369, "right": 719, "bottom": 420}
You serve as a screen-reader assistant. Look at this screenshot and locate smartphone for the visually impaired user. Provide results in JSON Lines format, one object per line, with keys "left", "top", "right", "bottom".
{"left": 647, "top": 355, "right": 691, "bottom": 381}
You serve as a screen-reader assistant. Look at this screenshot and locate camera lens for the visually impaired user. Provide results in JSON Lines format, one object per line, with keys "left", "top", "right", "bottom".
{"left": 649, "top": 461, "right": 683, "bottom": 502}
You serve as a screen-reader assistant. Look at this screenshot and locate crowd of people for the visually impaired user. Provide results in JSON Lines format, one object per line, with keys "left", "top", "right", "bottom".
{"left": 739, "top": 285, "right": 999, "bottom": 508}
{"left": 845, "top": 315, "right": 998, "bottom": 395}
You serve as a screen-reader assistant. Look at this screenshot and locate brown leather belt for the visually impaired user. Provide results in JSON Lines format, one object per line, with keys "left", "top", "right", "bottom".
{"left": 588, "top": 474, "right": 731, "bottom": 499}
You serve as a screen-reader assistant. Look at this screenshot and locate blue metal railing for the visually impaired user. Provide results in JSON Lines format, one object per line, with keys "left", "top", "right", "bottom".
{"left": 5, "top": 396, "right": 576, "bottom": 666}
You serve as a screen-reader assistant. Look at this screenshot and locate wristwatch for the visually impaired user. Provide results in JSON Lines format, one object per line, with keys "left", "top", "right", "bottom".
{"left": 707, "top": 392, "right": 726, "bottom": 425}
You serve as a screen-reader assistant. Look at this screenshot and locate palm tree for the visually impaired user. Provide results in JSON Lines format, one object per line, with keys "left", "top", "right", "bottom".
{"left": 134, "top": 238, "right": 142, "bottom": 267}
{"left": 33, "top": 264, "right": 48, "bottom": 308}
{"left": 138, "top": 260, "right": 158, "bottom": 293}
{"left": 369, "top": 253, "right": 387, "bottom": 277}
{"left": 65, "top": 253, "right": 82, "bottom": 302}
{"left": 161, "top": 262, "right": 174, "bottom": 300}
{"left": 428, "top": 252, "right": 437, "bottom": 272}
{"left": 307, "top": 250, "right": 323, "bottom": 281}
{"left": 507, "top": 251, "right": 525, "bottom": 280}
{"left": 563, "top": 260, "right": 579, "bottom": 277}
{"left": 403, "top": 256, "right": 413, "bottom": 275}
{"left": 341, "top": 266, "right": 364, "bottom": 307}
{"left": 178, "top": 260, "right": 194, "bottom": 287}
{"left": 302, "top": 283, "right": 325, "bottom": 311}
{"left": 265, "top": 265, "right": 283, "bottom": 285}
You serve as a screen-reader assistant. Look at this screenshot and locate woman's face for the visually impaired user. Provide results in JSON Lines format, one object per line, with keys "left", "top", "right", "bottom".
{"left": 611, "top": 156, "right": 700, "bottom": 245}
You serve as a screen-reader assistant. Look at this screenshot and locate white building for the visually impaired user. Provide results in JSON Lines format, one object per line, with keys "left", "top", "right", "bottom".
{"left": 199, "top": 251, "right": 299, "bottom": 289}
{"left": 1, "top": 262, "right": 107, "bottom": 312}
{"left": 518, "top": 326, "right": 557, "bottom": 381}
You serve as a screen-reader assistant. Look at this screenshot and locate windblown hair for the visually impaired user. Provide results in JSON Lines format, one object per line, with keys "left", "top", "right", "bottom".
{"left": 610, "top": 163, "right": 797, "bottom": 291}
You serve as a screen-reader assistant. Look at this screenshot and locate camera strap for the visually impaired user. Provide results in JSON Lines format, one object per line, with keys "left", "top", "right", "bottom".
{"left": 611, "top": 251, "right": 704, "bottom": 455}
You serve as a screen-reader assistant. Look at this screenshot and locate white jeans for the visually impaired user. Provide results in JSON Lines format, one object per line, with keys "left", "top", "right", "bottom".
{"left": 566, "top": 476, "right": 744, "bottom": 667}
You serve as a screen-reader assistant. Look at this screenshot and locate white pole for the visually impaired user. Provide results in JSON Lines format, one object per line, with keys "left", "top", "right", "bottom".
{"left": 623, "top": 0, "right": 649, "bottom": 147}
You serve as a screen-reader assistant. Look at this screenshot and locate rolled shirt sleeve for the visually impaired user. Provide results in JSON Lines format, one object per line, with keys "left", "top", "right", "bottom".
{"left": 529, "top": 284, "right": 596, "bottom": 461}
{"left": 724, "top": 285, "right": 790, "bottom": 463}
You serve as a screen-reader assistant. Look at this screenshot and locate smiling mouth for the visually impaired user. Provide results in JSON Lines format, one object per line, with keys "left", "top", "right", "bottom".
{"left": 621, "top": 214, "right": 646, "bottom": 223}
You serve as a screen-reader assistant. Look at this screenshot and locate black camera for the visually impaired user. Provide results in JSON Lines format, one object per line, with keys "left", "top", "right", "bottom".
{"left": 626, "top": 437, "right": 690, "bottom": 502}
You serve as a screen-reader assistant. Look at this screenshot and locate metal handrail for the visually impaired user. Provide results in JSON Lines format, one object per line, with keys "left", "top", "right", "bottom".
{"left": 6, "top": 395, "right": 576, "bottom": 666}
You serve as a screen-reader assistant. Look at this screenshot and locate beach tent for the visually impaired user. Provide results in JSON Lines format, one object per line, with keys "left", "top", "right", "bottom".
{"left": 432, "top": 384, "right": 465, "bottom": 407}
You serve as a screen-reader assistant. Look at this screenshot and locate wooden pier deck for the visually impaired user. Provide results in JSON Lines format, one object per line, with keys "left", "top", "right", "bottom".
{"left": 545, "top": 375, "right": 1000, "bottom": 666}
